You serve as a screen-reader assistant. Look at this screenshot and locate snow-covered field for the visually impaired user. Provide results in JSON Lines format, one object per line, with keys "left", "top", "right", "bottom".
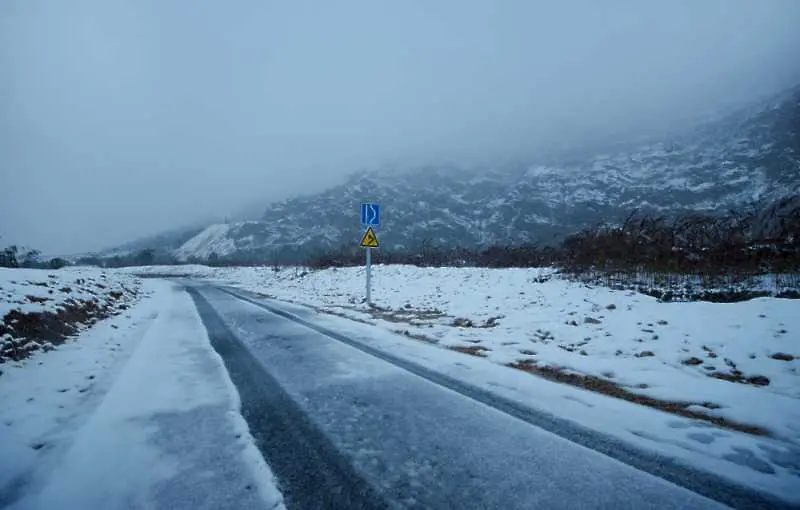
{"left": 0, "top": 273, "right": 284, "bottom": 509}
{"left": 129, "top": 264, "right": 800, "bottom": 445}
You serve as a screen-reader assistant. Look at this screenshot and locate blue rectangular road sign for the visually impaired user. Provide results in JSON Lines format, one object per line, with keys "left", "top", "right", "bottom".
{"left": 360, "top": 203, "right": 380, "bottom": 226}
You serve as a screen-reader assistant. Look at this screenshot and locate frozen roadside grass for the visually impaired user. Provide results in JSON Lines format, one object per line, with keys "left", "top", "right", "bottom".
{"left": 505, "top": 359, "right": 768, "bottom": 435}
{"left": 0, "top": 268, "right": 142, "bottom": 365}
{"left": 125, "top": 264, "right": 800, "bottom": 442}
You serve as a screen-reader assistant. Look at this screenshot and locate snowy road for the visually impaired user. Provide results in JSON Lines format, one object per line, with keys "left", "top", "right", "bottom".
{"left": 188, "top": 283, "right": 791, "bottom": 510}
{"left": 2, "top": 277, "right": 795, "bottom": 509}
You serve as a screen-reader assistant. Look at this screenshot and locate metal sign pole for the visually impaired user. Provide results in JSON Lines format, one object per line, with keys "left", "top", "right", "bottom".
{"left": 365, "top": 247, "right": 372, "bottom": 305}
{"left": 360, "top": 202, "right": 380, "bottom": 307}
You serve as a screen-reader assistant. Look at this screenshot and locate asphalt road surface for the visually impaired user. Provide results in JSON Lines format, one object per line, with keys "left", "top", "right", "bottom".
{"left": 187, "top": 283, "right": 792, "bottom": 510}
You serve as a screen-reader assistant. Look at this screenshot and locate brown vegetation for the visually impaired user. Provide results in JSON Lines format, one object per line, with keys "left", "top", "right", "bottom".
{"left": 1, "top": 290, "right": 139, "bottom": 365}
{"left": 506, "top": 360, "right": 769, "bottom": 435}
{"left": 448, "top": 345, "right": 491, "bottom": 357}
{"left": 304, "top": 195, "right": 799, "bottom": 302}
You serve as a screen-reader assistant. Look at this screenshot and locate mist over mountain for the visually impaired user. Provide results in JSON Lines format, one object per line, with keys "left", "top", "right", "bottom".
{"left": 103, "top": 84, "right": 799, "bottom": 263}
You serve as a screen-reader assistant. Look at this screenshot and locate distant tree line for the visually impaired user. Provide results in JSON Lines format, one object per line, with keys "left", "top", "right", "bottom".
{"left": 75, "top": 248, "right": 176, "bottom": 268}
{"left": 0, "top": 243, "right": 69, "bottom": 270}
{"left": 303, "top": 243, "right": 563, "bottom": 269}
{"left": 305, "top": 195, "right": 800, "bottom": 277}
{"left": 560, "top": 196, "right": 799, "bottom": 275}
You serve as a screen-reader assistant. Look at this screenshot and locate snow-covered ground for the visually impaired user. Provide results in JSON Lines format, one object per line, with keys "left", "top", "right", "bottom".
{"left": 128, "top": 265, "right": 799, "bottom": 445}
{"left": 0, "top": 267, "right": 139, "bottom": 318}
{"left": 6, "top": 263, "right": 795, "bottom": 505}
{"left": 0, "top": 275, "right": 284, "bottom": 509}
{"left": 0, "top": 267, "right": 141, "bottom": 363}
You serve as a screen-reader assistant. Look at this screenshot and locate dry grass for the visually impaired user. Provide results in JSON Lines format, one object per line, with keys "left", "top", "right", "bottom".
{"left": 316, "top": 307, "right": 373, "bottom": 326}
{"left": 25, "top": 295, "right": 51, "bottom": 304}
{"left": 392, "top": 329, "right": 439, "bottom": 344}
{"left": 370, "top": 307, "right": 447, "bottom": 325}
{"left": 0, "top": 297, "right": 133, "bottom": 364}
{"left": 709, "top": 371, "right": 771, "bottom": 386}
{"left": 449, "top": 345, "right": 491, "bottom": 357}
{"left": 506, "top": 359, "right": 769, "bottom": 436}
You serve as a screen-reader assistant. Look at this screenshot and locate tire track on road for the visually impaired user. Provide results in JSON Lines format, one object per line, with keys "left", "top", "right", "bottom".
{"left": 188, "top": 288, "right": 389, "bottom": 510}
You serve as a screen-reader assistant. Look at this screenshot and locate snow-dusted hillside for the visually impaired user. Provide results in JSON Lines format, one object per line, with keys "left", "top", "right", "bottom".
{"left": 172, "top": 220, "right": 337, "bottom": 261}
{"left": 95, "top": 224, "right": 206, "bottom": 260}
{"left": 159, "top": 85, "right": 800, "bottom": 262}
{"left": 173, "top": 223, "right": 237, "bottom": 260}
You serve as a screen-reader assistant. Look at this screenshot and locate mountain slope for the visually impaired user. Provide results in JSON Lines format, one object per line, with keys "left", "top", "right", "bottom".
{"left": 97, "top": 225, "right": 206, "bottom": 259}
{"left": 173, "top": 86, "right": 799, "bottom": 262}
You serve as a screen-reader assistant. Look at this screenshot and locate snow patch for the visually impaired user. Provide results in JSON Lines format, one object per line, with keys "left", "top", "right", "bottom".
{"left": 174, "top": 224, "right": 236, "bottom": 260}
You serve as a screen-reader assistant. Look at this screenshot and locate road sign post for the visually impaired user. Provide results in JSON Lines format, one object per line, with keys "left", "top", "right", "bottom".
{"left": 366, "top": 247, "right": 372, "bottom": 305}
{"left": 360, "top": 204, "right": 380, "bottom": 306}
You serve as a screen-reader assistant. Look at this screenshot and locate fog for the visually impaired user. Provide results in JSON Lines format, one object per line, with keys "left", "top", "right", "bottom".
{"left": 1, "top": 0, "right": 799, "bottom": 254}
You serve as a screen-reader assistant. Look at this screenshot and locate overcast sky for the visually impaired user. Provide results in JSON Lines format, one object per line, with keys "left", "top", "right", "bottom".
{"left": 1, "top": 0, "right": 799, "bottom": 255}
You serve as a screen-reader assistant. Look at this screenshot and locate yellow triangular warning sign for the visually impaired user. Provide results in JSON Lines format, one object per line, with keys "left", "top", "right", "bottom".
{"left": 360, "top": 226, "right": 379, "bottom": 248}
